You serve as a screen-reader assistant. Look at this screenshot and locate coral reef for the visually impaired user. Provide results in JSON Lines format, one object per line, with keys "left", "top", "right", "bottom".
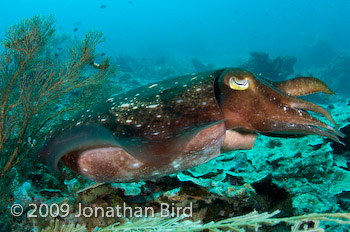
{"left": 324, "top": 54, "right": 350, "bottom": 96}
{"left": 330, "top": 124, "right": 350, "bottom": 155}
{"left": 299, "top": 52, "right": 350, "bottom": 96}
{"left": 307, "top": 39, "right": 336, "bottom": 67}
{"left": 241, "top": 52, "right": 297, "bottom": 79}
{"left": 191, "top": 58, "right": 215, "bottom": 72}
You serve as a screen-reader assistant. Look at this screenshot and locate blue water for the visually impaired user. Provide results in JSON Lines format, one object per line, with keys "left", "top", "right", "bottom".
{"left": 1, "top": 0, "right": 349, "bottom": 67}
{"left": 1, "top": 1, "right": 350, "bottom": 231}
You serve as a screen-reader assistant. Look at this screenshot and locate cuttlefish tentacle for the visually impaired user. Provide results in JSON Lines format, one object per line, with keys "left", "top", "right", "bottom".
{"left": 274, "top": 76, "right": 335, "bottom": 97}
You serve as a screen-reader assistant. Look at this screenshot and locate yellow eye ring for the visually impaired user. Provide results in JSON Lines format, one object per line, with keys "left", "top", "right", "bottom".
{"left": 229, "top": 77, "right": 250, "bottom": 90}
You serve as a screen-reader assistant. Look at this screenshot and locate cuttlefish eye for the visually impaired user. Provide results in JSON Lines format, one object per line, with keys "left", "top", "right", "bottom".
{"left": 229, "top": 76, "right": 250, "bottom": 90}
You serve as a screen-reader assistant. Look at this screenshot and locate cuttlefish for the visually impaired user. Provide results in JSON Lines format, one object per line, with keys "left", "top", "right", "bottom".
{"left": 41, "top": 68, "right": 343, "bottom": 183}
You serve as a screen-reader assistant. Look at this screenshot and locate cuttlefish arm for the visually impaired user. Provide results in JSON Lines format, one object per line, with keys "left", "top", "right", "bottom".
{"left": 218, "top": 69, "right": 344, "bottom": 145}
{"left": 274, "top": 76, "right": 337, "bottom": 126}
{"left": 274, "top": 77, "right": 334, "bottom": 96}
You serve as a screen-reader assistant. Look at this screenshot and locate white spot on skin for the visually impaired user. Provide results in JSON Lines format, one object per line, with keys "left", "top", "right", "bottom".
{"left": 148, "top": 84, "right": 158, "bottom": 88}
{"left": 131, "top": 163, "right": 141, "bottom": 168}
{"left": 156, "top": 115, "right": 162, "bottom": 118}
{"left": 176, "top": 99, "right": 183, "bottom": 103}
{"left": 120, "top": 103, "right": 130, "bottom": 107}
{"left": 83, "top": 168, "right": 88, "bottom": 172}
{"left": 283, "top": 106, "right": 288, "bottom": 111}
{"left": 126, "top": 119, "right": 133, "bottom": 123}
{"left": 152, "top": 171, "right": 160, "bottom": 176}
{"left": 146, "top": 104, "right": 159, "bottom": 109}
{"left": 152, "top": 132, "right": 160, "bottom": 135}
{"left": 171, "top": 160, "right": 181, "bottom": 169}
{"left": 106, "top": 98, "right": 114, "bottom": 102}
{"left": 76, "top": 121, "right": 82, "bottom": 126}
{"left": 136, "top": 124, "right": 142, "bottom": 127}
{"left": 101, "top": 118, "right": 107, "bottom": 122}
{"left": 196, "top": 88, "right": 201, "bottom": 91}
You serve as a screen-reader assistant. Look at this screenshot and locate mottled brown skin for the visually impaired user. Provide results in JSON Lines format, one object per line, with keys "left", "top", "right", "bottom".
{"left": 274, "top": 77, "right": 334, "bottom": 96}
{"left": 41, "top": 68, "right": 343, "bottom": 183}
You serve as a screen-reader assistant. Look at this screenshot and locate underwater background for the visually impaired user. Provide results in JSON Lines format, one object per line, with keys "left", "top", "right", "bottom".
{"left": 0, "top": 0, "right": 350, "bottom": 231}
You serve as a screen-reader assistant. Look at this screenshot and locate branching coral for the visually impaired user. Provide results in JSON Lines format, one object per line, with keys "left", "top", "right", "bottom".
{"left": 0, "top": 15, "right": 114, "bottom": 178}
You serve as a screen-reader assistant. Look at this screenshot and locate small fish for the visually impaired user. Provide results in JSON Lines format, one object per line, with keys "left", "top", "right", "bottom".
{"left": 100, "top": 5, "right": 107, "bottom": 9}
{"left": 73, "top": 28, "right": 78, "bottom": 32}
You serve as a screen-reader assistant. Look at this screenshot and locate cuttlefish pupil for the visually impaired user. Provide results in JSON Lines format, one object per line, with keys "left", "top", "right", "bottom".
{"left": 229, "top": 77, "right": 250, "bottom": 90}
{"left": 41, "top": 68, "right": 344, "bottom": 183}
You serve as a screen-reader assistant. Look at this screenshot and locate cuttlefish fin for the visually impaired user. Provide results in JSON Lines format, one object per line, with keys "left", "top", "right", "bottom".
{"left": 274, "top": 77, "right": 334, "bottom": 97}
{"left": 41, "top": 124, "right": 120, "bottom": 173}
